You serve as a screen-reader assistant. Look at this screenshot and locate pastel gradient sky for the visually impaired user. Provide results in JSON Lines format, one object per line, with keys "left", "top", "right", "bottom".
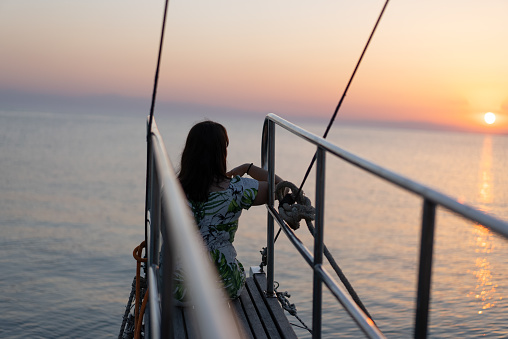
{"left": 1, "top": 0, "right": 507, "bottom": 132}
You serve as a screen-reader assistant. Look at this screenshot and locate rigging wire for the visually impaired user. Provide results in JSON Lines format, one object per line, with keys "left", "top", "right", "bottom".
{"left": 148, "top": 0, "right": 170, "bottom": 133}
{"left": 145, "top": 0, "right": 171, "bottom": 250}
{"left": 274, "top": 0, "right": 390, "bottom": 243}
{"left": 297, "top": 0, "right": 390, "bottom": 195}
{"left": 270, "top": 1, "right": 391, "bottom": 326}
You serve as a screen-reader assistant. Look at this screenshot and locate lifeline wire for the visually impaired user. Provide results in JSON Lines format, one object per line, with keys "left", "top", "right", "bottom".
{"left": 145, "top": 0, "right": 171, "bottom": 247}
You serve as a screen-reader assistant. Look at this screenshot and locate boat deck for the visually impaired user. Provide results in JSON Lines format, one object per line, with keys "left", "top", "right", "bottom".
{"left": 172, "top": 272, "right": 298, "bottom": 339}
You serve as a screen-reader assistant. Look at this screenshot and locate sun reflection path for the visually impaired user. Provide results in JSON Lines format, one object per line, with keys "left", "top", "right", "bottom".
{"left": 466, "top": 135, "right": 501, "bottom": 314}
{"left": 478, "top": 136, "right": 493, "bottom": 204}
{"left": 467, "top": 225, "right": 499, "bottom": 314}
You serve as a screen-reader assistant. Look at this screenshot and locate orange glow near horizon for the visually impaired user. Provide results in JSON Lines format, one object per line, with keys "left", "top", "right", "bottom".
{"left": 1, "top": 1, "right": 508, "bottom": 132}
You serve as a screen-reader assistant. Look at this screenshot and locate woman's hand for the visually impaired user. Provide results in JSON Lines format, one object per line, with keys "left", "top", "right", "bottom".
{"left": 226, "top": 163, "right": 249, "bottom": 178}
{"left": 227, "top": 163, "right": 285, "bottom": 205}
{"left": 227, "top": 163, "right": 283, "bottom": 184}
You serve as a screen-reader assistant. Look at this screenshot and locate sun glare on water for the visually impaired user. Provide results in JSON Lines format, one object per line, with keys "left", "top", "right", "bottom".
{"left": 484, "top": 112, "right": 496, "bottom": 125}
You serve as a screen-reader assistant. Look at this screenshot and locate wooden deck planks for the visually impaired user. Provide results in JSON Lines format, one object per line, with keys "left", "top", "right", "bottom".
{"left": 231, "top": 297, "right": 255, "bottom": 339}
{"left": 238, "top": 288, "right": 267, "bottom": 339}
{"left": 170, "top": 273, "right": 298, "bottom": 338}
{"left": 245, "top": 275, "right": 282, "bottom": 339}
{"left": 253, "top": 274, "right": 298, "bottom": 339}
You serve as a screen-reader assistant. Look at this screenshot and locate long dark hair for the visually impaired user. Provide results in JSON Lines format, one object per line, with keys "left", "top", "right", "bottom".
{"left": 178, "top": 120, "right": 229, "bottom": 202}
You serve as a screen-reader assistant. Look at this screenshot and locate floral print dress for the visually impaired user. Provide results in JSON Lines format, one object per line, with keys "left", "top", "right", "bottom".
{"left": 174, "top": 175, "right": 258, "bottom": 301}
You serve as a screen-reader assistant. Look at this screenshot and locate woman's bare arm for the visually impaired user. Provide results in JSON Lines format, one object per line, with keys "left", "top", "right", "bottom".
{"left": 227, "top": 163, "right": 283, "bottom": 205}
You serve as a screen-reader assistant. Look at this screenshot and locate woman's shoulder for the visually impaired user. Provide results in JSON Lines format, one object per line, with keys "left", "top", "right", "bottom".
{"left": 230, "top": 175, "right": 259, "bottom": 190}
{"left": 209, "top": 178, "right": 231, "bottom": 193}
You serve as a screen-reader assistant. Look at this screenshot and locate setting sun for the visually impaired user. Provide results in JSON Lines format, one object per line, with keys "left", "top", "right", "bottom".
{"left": 484, "top": 112, "right": 496, "bottom": 125}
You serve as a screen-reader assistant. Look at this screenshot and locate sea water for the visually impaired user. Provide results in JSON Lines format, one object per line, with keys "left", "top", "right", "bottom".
{"left": 1, "top": 110, "right": 507, "bottom": 338}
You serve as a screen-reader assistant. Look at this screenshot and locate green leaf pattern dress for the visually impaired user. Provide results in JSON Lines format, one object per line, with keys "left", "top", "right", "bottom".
{"left": 180, "top": 175, "right": 258, "bottom": 301}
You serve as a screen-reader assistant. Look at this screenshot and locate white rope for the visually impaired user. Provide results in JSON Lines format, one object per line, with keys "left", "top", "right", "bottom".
{"left": 275, "top": 181, "right": 315, "bottom": 230}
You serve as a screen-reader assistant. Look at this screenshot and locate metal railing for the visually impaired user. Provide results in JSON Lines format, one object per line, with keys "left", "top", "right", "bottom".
{"left": 261, "top": 113, "right": 508, "bottom": 339}
{"left": 144, "top": 118, "right": 244, "bottom": 339}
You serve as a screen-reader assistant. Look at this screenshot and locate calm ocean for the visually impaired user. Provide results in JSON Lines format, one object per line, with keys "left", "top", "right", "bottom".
{"left": 1, "top": 110, "right": 507, "bottom": 338}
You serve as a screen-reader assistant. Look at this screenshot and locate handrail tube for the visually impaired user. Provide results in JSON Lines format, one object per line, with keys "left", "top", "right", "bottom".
{"left": 152, "top": 132, "right": 240, "bottom": 339}
{"left": 148, "top": 166, "right": 160, "bottom": 267}
{"left": 147, "top": 119, "right": 243, "bottom": 339}
{"left": 263, "top": 113, "right": 508, "bottom": 238}
{"left": 315, "top": 265, "right": 386, "bottom": 339}
{"left": 415, "top": 200, "right": 436, "bottom": 339}
{"left": 148, "top": 266, "right": 161, "bottom": 339}
{"left": 145, "top": 141, "right": 153, "bottom": 266}
{"left": 159, "top": 210, "right": 173, "bottom": 339}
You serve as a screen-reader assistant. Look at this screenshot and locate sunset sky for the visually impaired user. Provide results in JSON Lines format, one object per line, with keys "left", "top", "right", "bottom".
{"left": 1, "top": 0, "right": 507, "bottom": 132}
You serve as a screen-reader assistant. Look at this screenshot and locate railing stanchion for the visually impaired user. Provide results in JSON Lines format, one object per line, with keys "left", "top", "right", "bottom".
{"left": 267, "top": 119, "right": 276, "bottom": 296}
{"left": 149, "top": 156, "right": 160, "bottom": 267}
{"left": 415, "top": 199, "right": 436, "bottom": 339}
{"left": 312, "top": 147, "right": 326, "bottom": 338}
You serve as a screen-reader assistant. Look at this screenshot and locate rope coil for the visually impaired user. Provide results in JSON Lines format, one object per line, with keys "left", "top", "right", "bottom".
{"left": 275, "top": 181, "right": 315, "bottom": 230}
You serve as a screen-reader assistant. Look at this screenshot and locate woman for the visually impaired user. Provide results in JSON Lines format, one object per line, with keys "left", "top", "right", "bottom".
{"left": 176, "top": 120, "right": 282, "bottom": 301}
